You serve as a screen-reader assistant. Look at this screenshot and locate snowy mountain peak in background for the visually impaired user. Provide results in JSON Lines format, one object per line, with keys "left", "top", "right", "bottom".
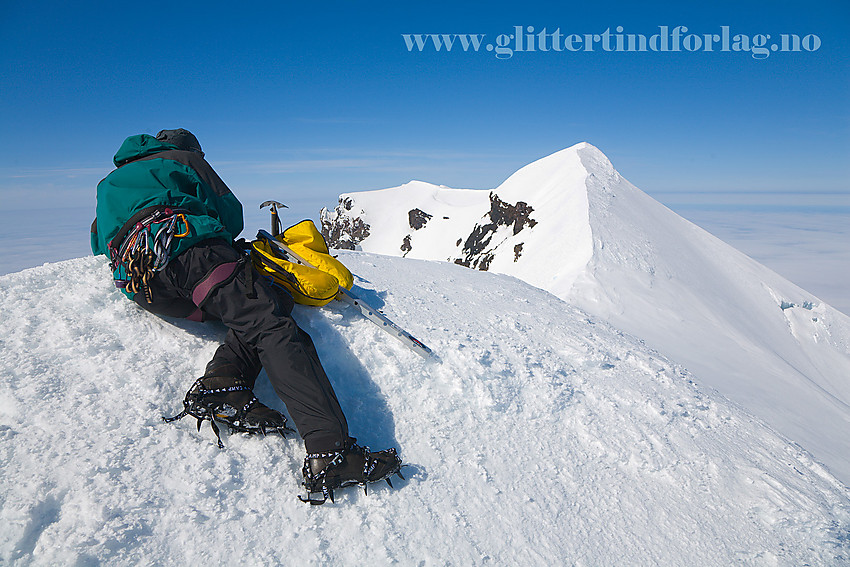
{"left": 320, "top": 142, "right": 599, "bottom": 295}
{"left": 320, "top": 142, "right": 850, "bottom": 487}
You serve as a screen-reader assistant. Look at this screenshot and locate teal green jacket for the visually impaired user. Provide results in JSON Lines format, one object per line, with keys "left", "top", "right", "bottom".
{"left": 91, "top": 134, "right": 244, "bottom": 296}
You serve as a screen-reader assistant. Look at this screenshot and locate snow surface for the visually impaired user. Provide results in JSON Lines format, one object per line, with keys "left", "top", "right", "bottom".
{"left": 1, "top": 254, "right": 849, "bottom": 565}
{"left": 320, "top": 142, "right": 850, "bottom": 489}
{"left": 674, "top": 209, "right": 850, "bottom": 316}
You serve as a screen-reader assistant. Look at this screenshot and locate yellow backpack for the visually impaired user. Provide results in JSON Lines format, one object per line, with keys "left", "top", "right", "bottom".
{"left": 250, "top": 220, "right": 353, "bottom": 306}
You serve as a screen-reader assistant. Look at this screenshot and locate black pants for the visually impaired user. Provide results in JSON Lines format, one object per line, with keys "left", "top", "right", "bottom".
{"left": 139, "top": 239, "right": 350, "bottom": 453}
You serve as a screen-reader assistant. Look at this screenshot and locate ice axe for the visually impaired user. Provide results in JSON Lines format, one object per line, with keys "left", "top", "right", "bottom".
{"left": 260, "top": 200, "right": 288, "bottom": 237}
{"left": 256, "top": 229, "right": 439, "bottom": 361}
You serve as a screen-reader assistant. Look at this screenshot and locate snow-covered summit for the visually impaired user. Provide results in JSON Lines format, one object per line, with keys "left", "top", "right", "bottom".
{"left": 320, "top": 142, "right": 597, "bottom": 296}
{"left": 320, "top": 143, "right": 850, "bottom": 487}
{"left": 1, "top": 254, "right": 848, "bottom": 565}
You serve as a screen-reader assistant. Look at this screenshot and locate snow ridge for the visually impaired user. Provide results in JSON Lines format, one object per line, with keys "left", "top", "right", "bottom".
{"left": 320, "top": 142, "right": 850, "bottom": 487}
{"left": 1, "top": 255, "right": 848, "bottom": 565}
{"left": 319, "top": 143, "right": 595, "bottom": 297}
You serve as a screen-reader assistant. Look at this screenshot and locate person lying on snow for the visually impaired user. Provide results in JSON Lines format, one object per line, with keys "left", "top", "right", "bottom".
{"left": 90, "top": 128, "right": 401, "bottom": 504}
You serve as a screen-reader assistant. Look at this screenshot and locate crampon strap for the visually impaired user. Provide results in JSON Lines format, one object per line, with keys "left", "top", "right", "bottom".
{"left": 299, "top": 443, "right": 404, "bottom": 505}
{"left": 162, "top": 377, "right": 290, "bottom": 449}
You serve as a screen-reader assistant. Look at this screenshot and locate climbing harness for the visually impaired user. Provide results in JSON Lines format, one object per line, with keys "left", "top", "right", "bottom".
{"left": 108, "top": 207, "right": 190, "bottom": 301}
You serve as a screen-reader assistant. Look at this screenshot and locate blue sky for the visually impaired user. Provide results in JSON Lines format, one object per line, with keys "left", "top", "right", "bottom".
{"left": 2, "top": 0, "right": 847, "bottom": 212}
{"left": 1, "top": 1, "right": 848, "bottom": 300}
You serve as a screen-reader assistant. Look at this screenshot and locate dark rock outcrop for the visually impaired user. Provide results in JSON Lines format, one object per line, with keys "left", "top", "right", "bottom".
{"left": 320, "top": 197, "right": 371, "bottom": 250}
{"left": 454, "top": 193, "right": 537, "bottom": 270}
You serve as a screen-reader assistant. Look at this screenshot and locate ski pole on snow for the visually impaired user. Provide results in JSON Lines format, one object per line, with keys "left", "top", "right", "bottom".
{"left": 256, "top": 229, "right": 438, "bottom": 361}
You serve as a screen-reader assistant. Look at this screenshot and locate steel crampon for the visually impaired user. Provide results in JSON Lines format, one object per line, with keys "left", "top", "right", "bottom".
{"left": 163, "top": 378, "right": 293, "bottom": 449}
{"left": 299, "top": 444, "right": 405, "bottom": 505}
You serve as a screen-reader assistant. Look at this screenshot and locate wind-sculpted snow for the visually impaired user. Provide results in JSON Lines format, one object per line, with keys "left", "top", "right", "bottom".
{"left": 1, "top": 255, "right": 848, "bottom": 565}
{"left": 318, "top": 142, "right": 850, "bottom": 487}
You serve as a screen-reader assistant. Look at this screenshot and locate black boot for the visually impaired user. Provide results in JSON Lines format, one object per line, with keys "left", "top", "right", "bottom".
{"left": 300, "top": 439, "right": 403, "bottom": 504}
{"left": 163, "top": 373, "right": 292, "bottom": 448}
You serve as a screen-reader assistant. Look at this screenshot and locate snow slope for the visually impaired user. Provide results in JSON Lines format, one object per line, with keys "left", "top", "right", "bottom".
{"left": 1, "top": 255, "right": 849, "bottom": 566}
{"left": 320, "top": 143, "right": 850, "bottom": 487}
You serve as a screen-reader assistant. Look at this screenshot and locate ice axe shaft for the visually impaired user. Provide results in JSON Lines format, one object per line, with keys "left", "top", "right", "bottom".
{"left": 256, "top": 229, "right": 438, "bottom": 361}
{"left": 260, "top": 201, "right": 288, "bottom": 237}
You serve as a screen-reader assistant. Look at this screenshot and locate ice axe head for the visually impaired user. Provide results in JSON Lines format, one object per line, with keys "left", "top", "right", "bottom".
{"left": 260, "top": 200, "right": 288, "bottom": 237}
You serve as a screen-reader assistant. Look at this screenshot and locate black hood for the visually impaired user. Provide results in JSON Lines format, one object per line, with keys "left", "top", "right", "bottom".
{"left": 155, "top": 128, "right": 204, "bottom": 156}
